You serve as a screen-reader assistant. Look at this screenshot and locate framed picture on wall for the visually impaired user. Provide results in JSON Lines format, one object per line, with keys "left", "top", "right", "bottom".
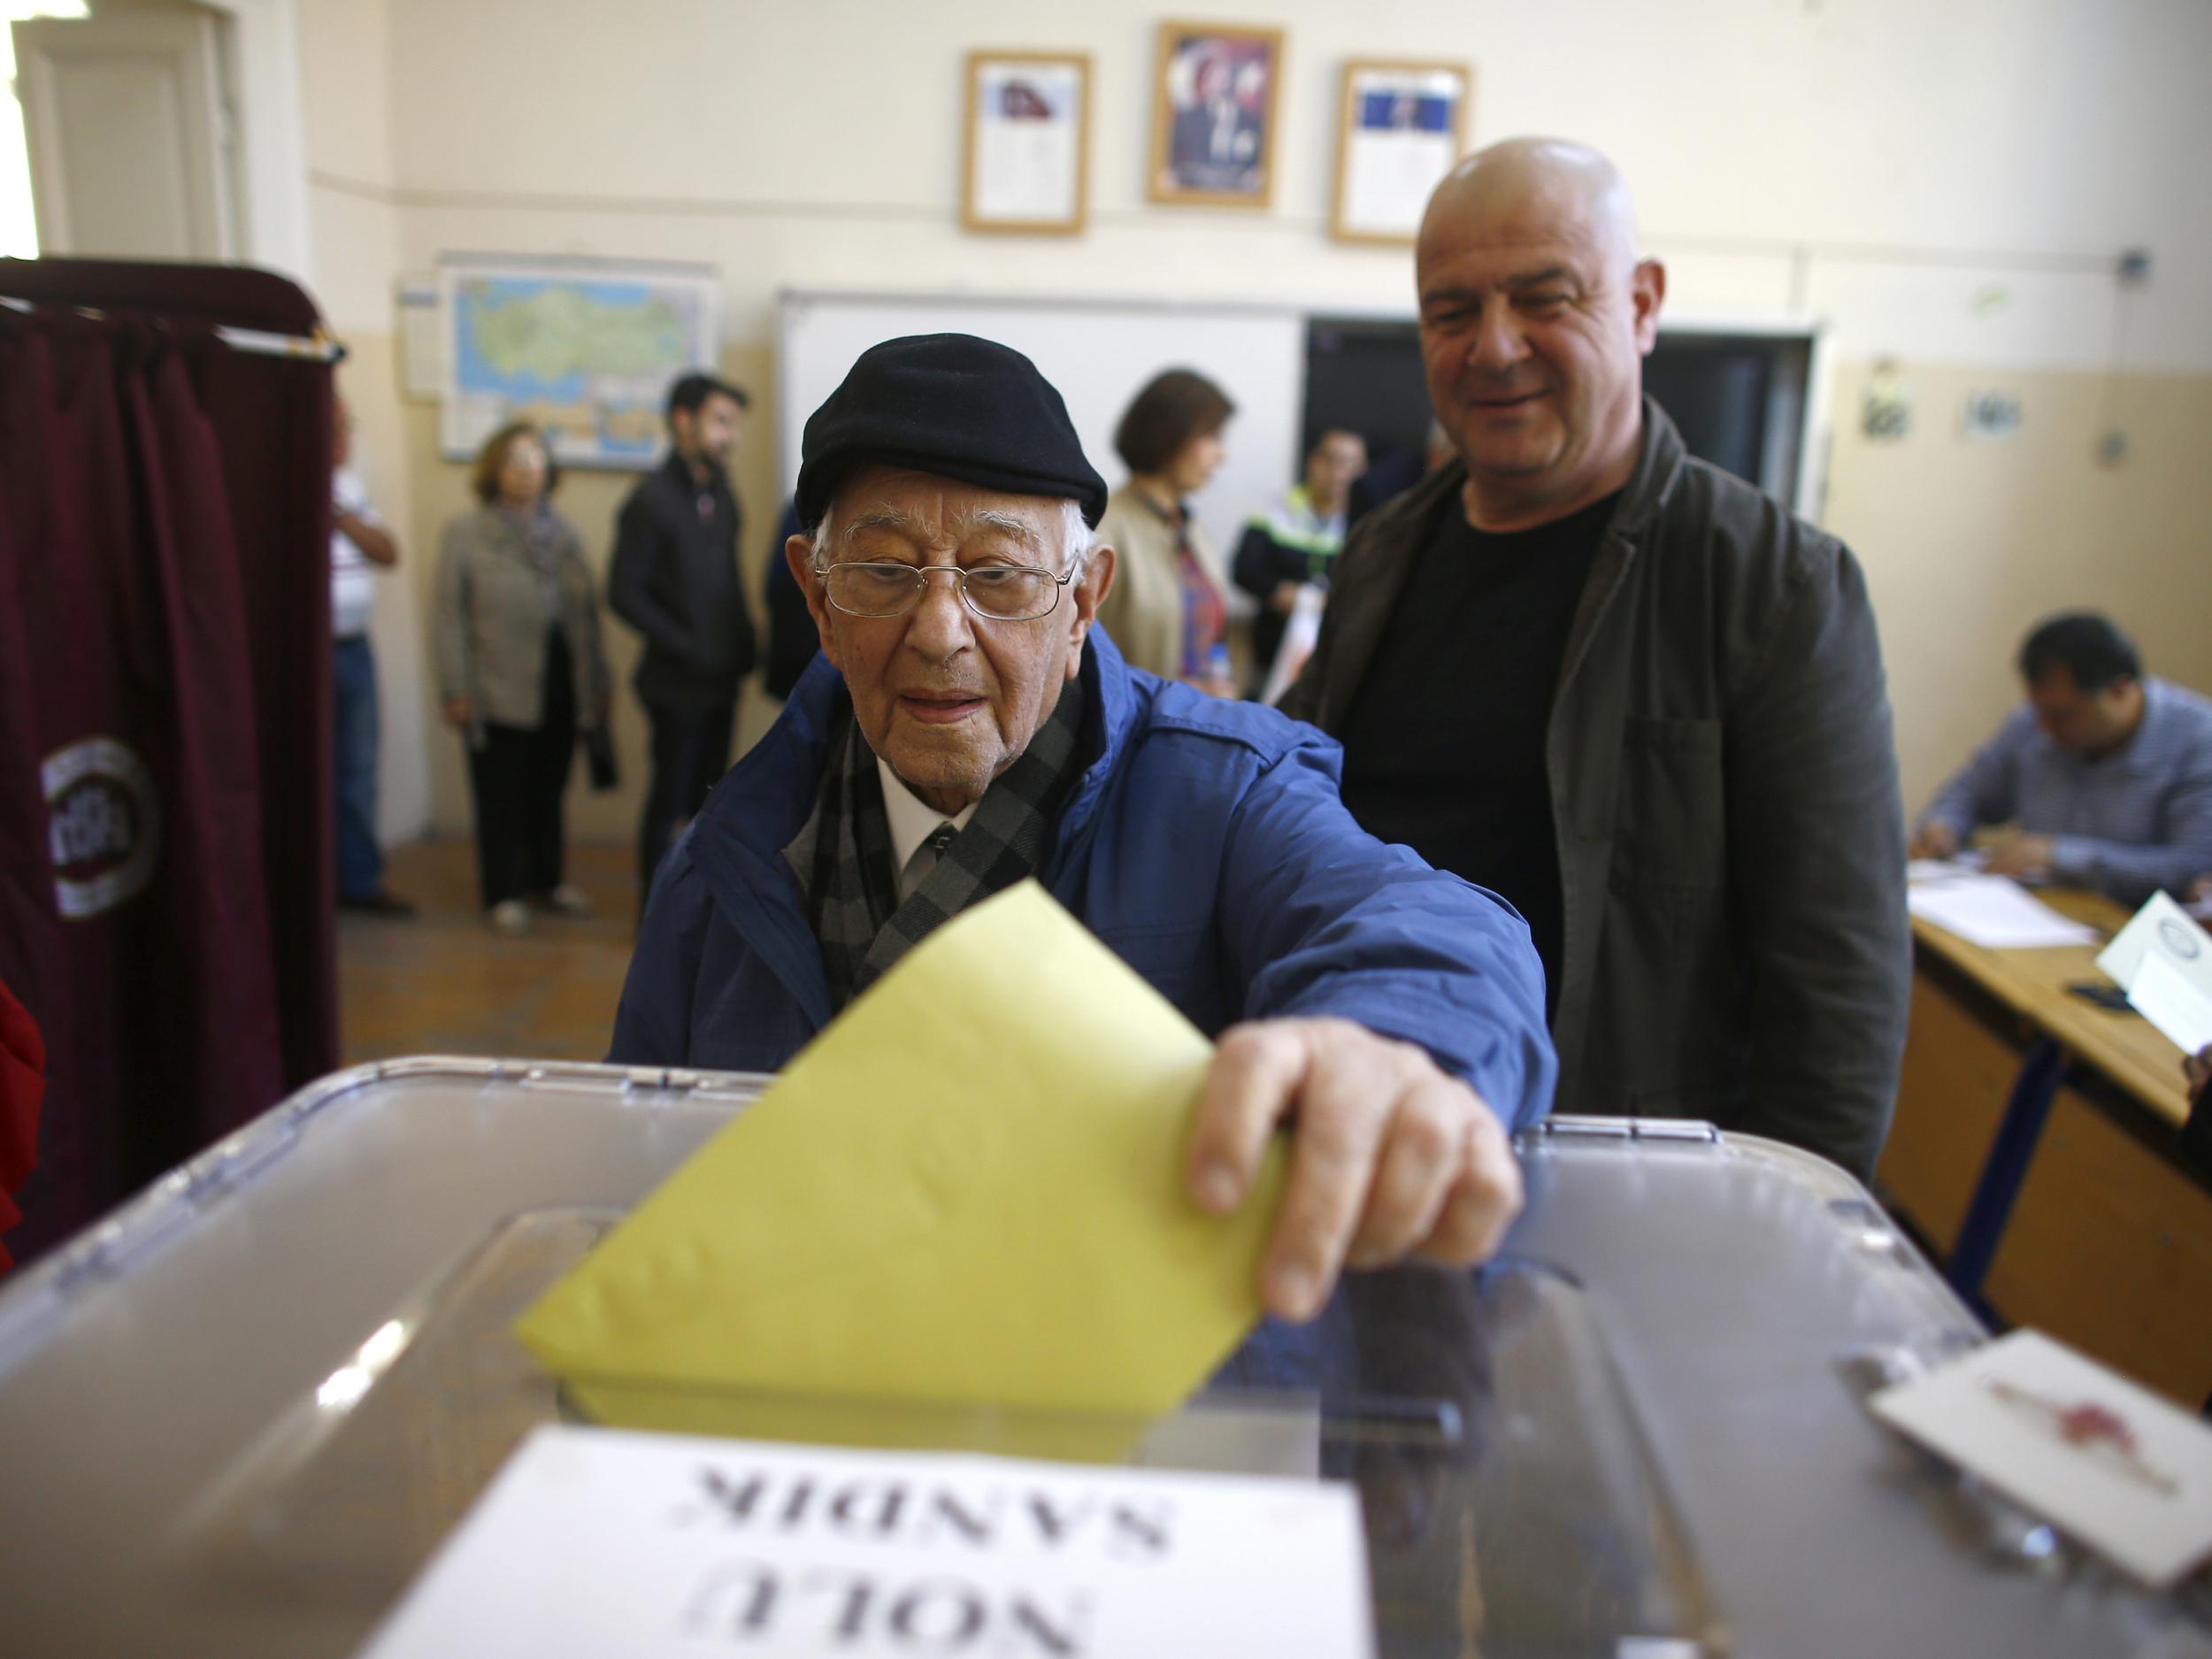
{"left": 963, "top": 50, "right": 1091, "bottom": 235}
{"left": 1330, "top": 59, "right": 1472, "bottom": 244}
{"left": 1148, "top": 22, "right": 1285, "bottom": 208}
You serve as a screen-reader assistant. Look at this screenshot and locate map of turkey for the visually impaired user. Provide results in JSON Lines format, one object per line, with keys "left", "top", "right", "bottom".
{"left": 444, "top": 266, "right": 718, "bottom": 467}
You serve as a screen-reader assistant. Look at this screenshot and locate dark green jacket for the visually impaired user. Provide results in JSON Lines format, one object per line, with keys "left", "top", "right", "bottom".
{"left": 1281, "top": 400, "right": 1909, "bottom": 1179}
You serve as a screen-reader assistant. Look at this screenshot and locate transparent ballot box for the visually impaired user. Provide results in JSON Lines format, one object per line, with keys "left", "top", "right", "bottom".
{"left": 2, "top": 1061, "right": 2207, "bottom": 1658}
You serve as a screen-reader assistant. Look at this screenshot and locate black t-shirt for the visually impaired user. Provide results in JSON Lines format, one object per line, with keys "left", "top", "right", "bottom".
{"left": 1337, "top": 490, "right": 1617, "bottom": 1018}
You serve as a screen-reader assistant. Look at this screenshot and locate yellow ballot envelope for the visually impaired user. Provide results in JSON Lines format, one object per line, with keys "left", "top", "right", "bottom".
{"left": 516, "top": 881, "right": 1286, "bottom": 1450}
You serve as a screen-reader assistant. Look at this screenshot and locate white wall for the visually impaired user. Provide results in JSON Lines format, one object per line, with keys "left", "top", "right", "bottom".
{"left": 292, "top": 0, "right": 2212, "bottom": 833}
{"left": 297, "top": 0, "right": 431, "bottom": 846}
{"left": 352, "top": 0, "right": 2212, "bottom": 369}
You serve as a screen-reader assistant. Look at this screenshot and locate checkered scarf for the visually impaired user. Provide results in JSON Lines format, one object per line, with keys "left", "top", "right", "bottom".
{"left": 786, "top": 674, "right": 1089, "bottom": 1011}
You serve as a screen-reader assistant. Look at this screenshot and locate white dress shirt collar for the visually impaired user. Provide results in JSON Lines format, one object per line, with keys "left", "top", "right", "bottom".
{"left": 878, "top": 757, "right": 977, "bottom": 899}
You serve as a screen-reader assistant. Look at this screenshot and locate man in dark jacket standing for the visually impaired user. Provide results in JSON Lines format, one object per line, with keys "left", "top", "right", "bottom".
{"left": 610, "top": 373, "right": 757, "bottom": 902}
{"left": 1282, "top": 138, "right": 1910, "bottom": 1179}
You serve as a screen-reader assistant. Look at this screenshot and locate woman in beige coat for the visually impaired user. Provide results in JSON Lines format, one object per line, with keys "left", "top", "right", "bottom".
{"left": 1094, "top": 370, "right": 1238, "bottom": 693}
{"left": 433, "top": 423, "right": 612, "bottom": 935}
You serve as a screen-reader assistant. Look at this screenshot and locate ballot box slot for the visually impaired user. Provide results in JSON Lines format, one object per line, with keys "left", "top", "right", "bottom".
{"left": 1317, "top": 1390, "right": 1465, "bottom": 1448}
{"left": 1629, "top": 1118, "right": 1723, "bottom": 1143}
{"left": 367, "top": 1054, "right": 513, "bottom": 1082}
{"left": 515, "top": 1060, "right": 684, "bottom": 1098}
{"left": 1532, "top": 1115, "right": 1724, "bottom": 1147}
{"left": 681, "top": 1071, "right": 780, "bottom": 1107}
{"left": 386, "top": 1056, "right": 786, "bottom": 1109}
{"left": 1540, "top": 1115, "right": 1635, "bottom": 1139}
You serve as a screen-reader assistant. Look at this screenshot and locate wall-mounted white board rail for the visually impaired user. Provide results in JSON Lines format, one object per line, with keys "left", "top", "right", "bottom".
{"left": 777, "top": 290, "right": 1308, "bottom": 564}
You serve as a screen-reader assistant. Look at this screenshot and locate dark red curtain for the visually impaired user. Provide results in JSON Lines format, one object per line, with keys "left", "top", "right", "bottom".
{"left": 0, "top": 260, "right": 336, "bottom": 1266}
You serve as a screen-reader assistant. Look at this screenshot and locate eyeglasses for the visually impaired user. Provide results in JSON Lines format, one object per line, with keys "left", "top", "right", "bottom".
{"left": 813, "top": 558, "right": 1084, "bottom": 623}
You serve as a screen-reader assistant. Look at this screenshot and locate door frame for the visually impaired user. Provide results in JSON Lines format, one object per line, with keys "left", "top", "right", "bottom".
{"left": 198, "top": 0, "right": 311, "bottom": 285}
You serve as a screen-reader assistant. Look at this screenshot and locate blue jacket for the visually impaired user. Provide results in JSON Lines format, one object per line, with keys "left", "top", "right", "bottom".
{"left": 609, "top": 630, "right": 1555, "bottom": 1131}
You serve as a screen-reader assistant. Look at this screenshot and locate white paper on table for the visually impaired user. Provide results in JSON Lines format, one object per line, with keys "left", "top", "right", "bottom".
{"left": 1906, "top": 873, "right": 2101, "bottom": 949}
{"left": 1870, "top": 1329, "right": 2212, "bottom": 1588}
{"left": 1907, "top": 855, "right": 1988, "bottom": 885}
{"left": 2096, "top": 889, "right": 2212, "bottom": 995}
{"left": 2126, "top": 953, "right": 2212, "bottom": 1056}
{"left": 357, "top": 1425, "right": 1376, "bottom": 1658}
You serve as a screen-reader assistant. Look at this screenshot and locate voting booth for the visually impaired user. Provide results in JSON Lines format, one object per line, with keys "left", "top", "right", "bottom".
{"left": 0, "top": 258, "right": 342, "bottom": 1267}
{"left": 4, "top": 1059, "right": 2208, "bottom": 1656}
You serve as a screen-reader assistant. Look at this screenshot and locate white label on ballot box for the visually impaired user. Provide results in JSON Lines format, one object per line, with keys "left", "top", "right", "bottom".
{"left": 357, "top": 1425, "right": 1376, "bottom": 1658}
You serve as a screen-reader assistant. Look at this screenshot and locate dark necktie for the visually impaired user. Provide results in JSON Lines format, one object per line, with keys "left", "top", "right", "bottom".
{"left": 902, "top": 822, "right": 959, "bottom": 897}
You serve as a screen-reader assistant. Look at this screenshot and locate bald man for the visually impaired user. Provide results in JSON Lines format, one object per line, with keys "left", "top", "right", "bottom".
{"left": 1282, "top": 139, "right": 1909, "bottom": 1179}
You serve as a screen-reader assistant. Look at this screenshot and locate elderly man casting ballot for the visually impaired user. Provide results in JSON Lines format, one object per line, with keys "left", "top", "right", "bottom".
{"left": 611, "top": 334, "right": 1554, "bottom": 1324}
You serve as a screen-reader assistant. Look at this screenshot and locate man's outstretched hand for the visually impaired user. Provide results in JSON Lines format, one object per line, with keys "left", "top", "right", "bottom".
{"left": 1184, "top": 1017, "right": 1523, "bottom": 1323}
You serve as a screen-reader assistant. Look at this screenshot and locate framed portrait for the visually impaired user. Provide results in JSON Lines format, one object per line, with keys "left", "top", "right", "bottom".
{"left": 1148, "top": 22, "right": 1285, "bottom": 208}
{"left": 962, "top": 50, "right": 1091, "bottom": 236}
{"left": 1330, "top": 59, "right": 1472, "bottom": 245}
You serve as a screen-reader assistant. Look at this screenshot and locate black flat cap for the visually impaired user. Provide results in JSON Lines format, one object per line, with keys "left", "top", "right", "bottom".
{"left": 796, "top": 334, "right": 1109, "bottom": 532}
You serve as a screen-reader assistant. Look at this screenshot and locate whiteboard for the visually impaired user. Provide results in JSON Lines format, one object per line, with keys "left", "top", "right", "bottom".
{"left": 777, "top": 290, "right": 1306, "bottom": 568}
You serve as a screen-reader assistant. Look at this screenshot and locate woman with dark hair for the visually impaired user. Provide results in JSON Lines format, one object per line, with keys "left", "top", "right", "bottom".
{"left": 1095, "top": 369, "right": 1238, "bottom": 690}
{"left": 432, "top": 423, "right": 612, "bottom": 936}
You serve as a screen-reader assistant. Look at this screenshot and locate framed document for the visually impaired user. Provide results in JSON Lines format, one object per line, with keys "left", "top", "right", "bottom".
{"left": 1148, "top": 22, "right": 1285, "bottom": 208}
{"left": 963, "top": 50, "right": 1091, "bottom": 235}
{"left": 1330, "top": 59, "right": 1472, "bottom": 245}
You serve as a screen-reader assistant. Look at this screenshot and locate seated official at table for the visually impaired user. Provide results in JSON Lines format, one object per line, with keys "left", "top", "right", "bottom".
{"left": 609, "top": 334, "right": 1555, "bottom": 1325}
{"left": 1910, "top": 612, "right": 2212, "bottom": 903}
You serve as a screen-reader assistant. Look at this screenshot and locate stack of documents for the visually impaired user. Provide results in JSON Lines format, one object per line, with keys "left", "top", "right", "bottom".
{"left": 1906, "top": 872, "right": 2100, "bottom": 949}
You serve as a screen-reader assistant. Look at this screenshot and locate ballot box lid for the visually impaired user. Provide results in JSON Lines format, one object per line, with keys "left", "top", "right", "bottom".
{"left": 1, "top": 1061, "right": 2205, "bottom": 1659}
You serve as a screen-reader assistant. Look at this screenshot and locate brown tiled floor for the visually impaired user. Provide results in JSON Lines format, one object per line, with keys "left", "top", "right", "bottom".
{"left": 336, "top": 838, "right": 641, "bottom": 1065}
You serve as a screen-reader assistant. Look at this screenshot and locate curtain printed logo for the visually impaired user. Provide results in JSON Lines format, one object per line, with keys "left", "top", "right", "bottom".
{"left": 43, "top": 738, "right": 161, "bottom": 918}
